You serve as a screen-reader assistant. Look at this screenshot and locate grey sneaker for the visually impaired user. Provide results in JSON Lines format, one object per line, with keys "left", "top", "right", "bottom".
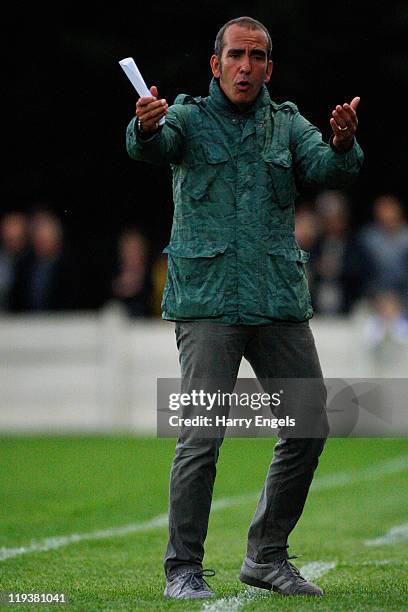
{"left": 240, "top": 556, "right": 324, "bottom": 596}
{"left": 164, "top": 569, "right": 216, "bottom": 599}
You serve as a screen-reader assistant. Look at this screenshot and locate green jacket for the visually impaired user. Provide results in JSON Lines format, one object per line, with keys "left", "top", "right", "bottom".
{"left": 126, "top": 78, "right": 364, "bottom": 324}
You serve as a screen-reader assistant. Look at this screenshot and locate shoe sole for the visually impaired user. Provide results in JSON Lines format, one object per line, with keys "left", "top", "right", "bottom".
{"left": 239, "top": 573, "right": 273, "bottom": 591}
{"left": 164, "top": 589, "right": 214, "bottom": 599}
{"left": 239, "top": 573, "right": 324, "bottom": 596}
{"left": 164, "top": 593, "right": 214, "bottom": 599}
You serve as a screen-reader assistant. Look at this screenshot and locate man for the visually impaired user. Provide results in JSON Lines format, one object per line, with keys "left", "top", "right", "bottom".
{"left": 9, "top": 209, "right": 80, "bottom": 312}
{"left": 126, "top": 16, "right": 363, "bottom": 599}
{"left": 358, "top": 194, "right": 408, "bottom": 309}
{"left": 0, "top": 211, "right": 28, "bottom": 310}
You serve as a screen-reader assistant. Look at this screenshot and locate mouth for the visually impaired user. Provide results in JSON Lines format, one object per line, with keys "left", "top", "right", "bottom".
{"left": 236, "top": 80, "right": 251, "bottom": 92}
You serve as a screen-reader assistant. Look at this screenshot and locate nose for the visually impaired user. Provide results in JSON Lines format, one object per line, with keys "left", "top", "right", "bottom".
{"left": 239, "top": 55, "right": 251, "bottom": 74}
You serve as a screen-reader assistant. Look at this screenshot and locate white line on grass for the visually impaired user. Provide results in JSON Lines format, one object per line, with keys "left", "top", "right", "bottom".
{"left": 201, "top": 586, "right": 269, "bottom": 612}
{"left": 357, "top": 560, "right": 408, "bottom": 565}
{"left": 0, "top": 514, "right": 168, "bottom": 562}
{"left": 300, "top": 561, "right": 337, "bottom": 580}
{"left": 201, "top": 562, "right": 336, "bottom": 611}
{"left": 1, "top": 454, "right": 407, "bottom": 563}
{"left": 310, "top": 453, "right": 408, "bottom": 491}
{"left": 364, "top": 524, "right": 408, "bottom": 546}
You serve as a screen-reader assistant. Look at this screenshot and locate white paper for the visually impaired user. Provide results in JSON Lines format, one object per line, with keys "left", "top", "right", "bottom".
{"left": 119, "top": 57, "right": 165, "bottom": 125}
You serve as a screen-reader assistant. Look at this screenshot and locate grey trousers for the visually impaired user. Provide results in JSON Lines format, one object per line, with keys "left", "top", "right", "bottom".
{"left": 164, "top": 321, "right": 329, "bottom": 577}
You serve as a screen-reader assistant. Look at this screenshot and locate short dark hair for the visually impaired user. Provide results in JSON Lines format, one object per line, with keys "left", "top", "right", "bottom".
{"left": 214, "top": 16, "right": 272, "bottom": 59}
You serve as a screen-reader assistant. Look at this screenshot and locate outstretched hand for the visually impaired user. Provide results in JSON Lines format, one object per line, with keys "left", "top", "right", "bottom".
{"left": 136, "top": 85, "right": 168, "bottom": 134}
{"left": 330, "top": 97, "right": 360, "bottom": 152}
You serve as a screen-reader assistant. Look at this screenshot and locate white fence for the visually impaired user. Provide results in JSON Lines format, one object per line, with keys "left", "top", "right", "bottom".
{"left": 0, "top": 302, "right": 407, "bottom": 432}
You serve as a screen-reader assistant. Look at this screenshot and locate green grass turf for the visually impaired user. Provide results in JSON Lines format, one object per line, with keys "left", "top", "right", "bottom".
{"left": 1, "top": 436, "right": 408, "bottom": 610}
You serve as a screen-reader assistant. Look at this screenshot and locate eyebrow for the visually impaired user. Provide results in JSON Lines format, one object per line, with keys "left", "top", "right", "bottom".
{"left": 227, "top": 48, "right": 267, "bottom": 57}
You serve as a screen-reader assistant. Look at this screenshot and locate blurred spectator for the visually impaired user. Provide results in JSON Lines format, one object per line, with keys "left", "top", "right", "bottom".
{"left": 309, "top": 190, "right": 363, "bottom": 315}
{"left": 0, "top": 211, "right": 28, "bottom": 310}
{"left": 295, "top": 202, "right": 320, "bottom": 252}
{"left": 151, "top": 253, "right": 168, "bottom": 317}
{"left": 9, "top": 208, "right": 80, "bottom": 312}
{"left": 358, "top": 194, "right": 408, "bottom": 310}
{"left": 363, "top": 290, "right": 408, "bottom": 375}
{"left": 111, "top": 228, "right": 152, "bottom": 318}
{"left": 295, "top": 202, "right": 320, "bottom": 298}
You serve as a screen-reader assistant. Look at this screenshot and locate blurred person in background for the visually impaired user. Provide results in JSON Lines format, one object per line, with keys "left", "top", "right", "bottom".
{"left": 0, "top": 211, "right": 28, "bottom": 310}
{"left": 9, "top": 208, "right": 80, "bottom": 312}
{"left": 151, "top": 252, "right": 168, "bottom": 317}
{"left": 358, "top": 194, "right": 408, "bottom": 311}
{"left": 295, "top": 201, "right": 320, "bottom": 253}
{"left": 363, "top": 290, "right": 408, "bottom": 375}
{"left": 294, "top": 201, "right": 320, "bottom": 292}
{"left": 310, "top": 190, "right": 364, "bottom": 315}
{"left": 111, "top": 227, "right": 152, "bottom": 318}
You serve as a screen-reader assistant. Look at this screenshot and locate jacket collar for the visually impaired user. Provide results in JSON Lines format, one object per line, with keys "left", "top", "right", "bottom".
{"left": 208, "top": 77, "right": 276, "bottom": 115}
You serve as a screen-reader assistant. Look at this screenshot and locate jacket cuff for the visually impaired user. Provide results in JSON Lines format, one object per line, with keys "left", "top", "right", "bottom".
{"left": 329, "top": 134, "right": 354, "bottom": 154}
{"left": 328, "top": 135, "right": 364, "bottom": 170}
{"left": 133, "top": 117, "right": 162, "bottom": 143}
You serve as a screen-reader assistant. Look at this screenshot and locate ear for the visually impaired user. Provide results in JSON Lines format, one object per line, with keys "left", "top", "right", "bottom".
{"left": 264, "top": 60, "right": 273, "bottom": 84}
{"left": 210, "top": 54, "right": 221, "bottom": 78}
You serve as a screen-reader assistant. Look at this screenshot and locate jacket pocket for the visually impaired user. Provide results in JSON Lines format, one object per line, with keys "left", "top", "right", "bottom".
{"left": 182, "top": 144, "right": 229, "bottom": 200}
{"left": 265, "top": 243, "right": 313, "bottom": 320}
{"left": 162, "top": 241, "right": 229, "bottom": 318}
{"left": 264, "top": 148, "right": 297, "bottom": 208}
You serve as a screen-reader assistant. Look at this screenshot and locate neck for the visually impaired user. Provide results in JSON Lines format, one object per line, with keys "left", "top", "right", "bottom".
{"left": 215, "top": 78, "right": 258, "bottom": 113}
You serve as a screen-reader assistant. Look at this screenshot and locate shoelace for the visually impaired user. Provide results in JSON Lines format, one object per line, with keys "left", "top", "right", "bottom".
{"left": 180, "top": 569, "right": 216, "bottom": 592}
{"left": 281, "top": 555, "right": 307, "bottom": 584}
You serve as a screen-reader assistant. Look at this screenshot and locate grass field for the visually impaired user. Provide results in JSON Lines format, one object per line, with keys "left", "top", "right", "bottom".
{"left": 1, "top": 436, "right": 408, "bottom": 610}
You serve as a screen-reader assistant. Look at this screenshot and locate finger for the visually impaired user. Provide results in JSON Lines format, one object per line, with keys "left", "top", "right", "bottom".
{"left": 332, "top": 106, "right": 348, "bottom": 129}
{"left": 330, "top": 117, "right": 342, "bottom": 134}
{"left": 137, "top": 99, "right": 168, "bottom": 117}
{"left": 342, "top": 103, "right": 357, "bottom": 119}
{"left": 341, "top": 104, "right": 358, "bottom": 130}
{"left": 140, "top": 98, "right": 167, "bottom": 112}
{"left": 137, "top": 95, "right": 158, "bottom": 109}
{"left": 142, "top": 108, "right": 168, "bottom": 125}
{"left": 349, "top": 96, "right": 360, "bottom": 111}
{"left": 150, "top": 85, "right": 158, "bottom": 98}
{"left": 334, "top": 105, "right": 357, "bottom": 131}
{"left": 330, "top": 117, "right": 355, "bottom": 142}
{"left": 138, "top": 102, "right": 168, "bottom": 121}
{"left": 139, "top": 105, "right": 168, "bottom": 126}
{"left": 330, "top": 116, "right": 350, "bottom": 134}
